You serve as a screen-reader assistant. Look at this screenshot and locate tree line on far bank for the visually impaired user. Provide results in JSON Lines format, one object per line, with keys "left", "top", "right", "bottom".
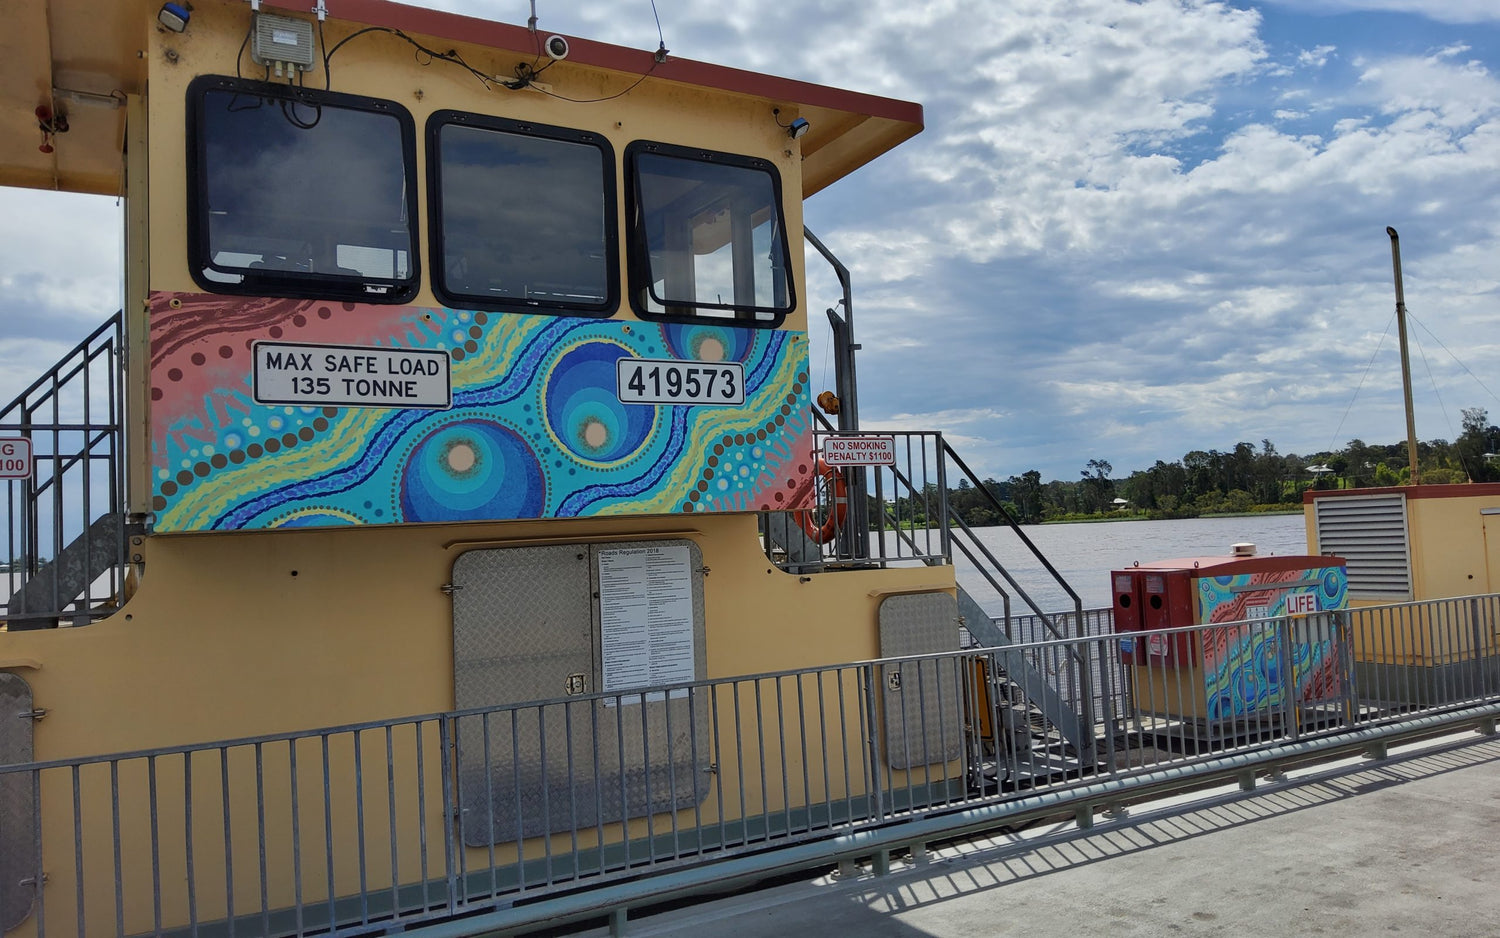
{"left": 933, "top": 407, "right": 1500, "bottom": 526}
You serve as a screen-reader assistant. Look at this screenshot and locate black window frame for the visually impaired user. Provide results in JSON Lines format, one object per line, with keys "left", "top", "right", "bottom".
{"left": 624, "top": 141, "right": 795, "bottom": 328}
{"left": 426, "top": 111, "right": 619, "bottom": 318}
{"left": 186, "top": 74, "right": 422, "bottom": 304}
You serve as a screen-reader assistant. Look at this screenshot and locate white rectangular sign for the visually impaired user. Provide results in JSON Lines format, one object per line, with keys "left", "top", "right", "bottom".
{"left": 616, "top": 358, "right": 744, "bottom": 406}
{"left": 252, "top": 342, "right": 451, "bottom": 409}
{"left": 822, "top": 435, "right": 897, "bottom": 466}
{"left": 0, "top": 437, "right": 32, "bottom": 480}
{"left": 598, "top": 545, "right": 696, "bottom": 702}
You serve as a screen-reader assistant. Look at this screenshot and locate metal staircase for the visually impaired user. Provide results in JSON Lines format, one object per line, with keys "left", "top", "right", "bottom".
{"left": 761, "top": 231, "right": 1109, "bottom": 773}
{"left": 1, "top": 312, "right": 133, "bottom": 629}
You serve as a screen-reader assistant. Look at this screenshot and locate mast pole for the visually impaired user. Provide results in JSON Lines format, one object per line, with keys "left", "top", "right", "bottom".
{"left": 1387, "top": 226, "right": 1420, "bottom": 485}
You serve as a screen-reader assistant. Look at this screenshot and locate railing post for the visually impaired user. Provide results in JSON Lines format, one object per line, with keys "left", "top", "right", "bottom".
{"left": 19, "top": 408, "right": 35, "bottom": 588}
{"left": 1278, "top": 615, "right": 1299, "bottom": 743}
{"left": 439, "top": 715, "right": 460, "bottom": 914}
{"left": 861, "top": 662, "right": 885, "bottom": 821}
{"left": 1073, "top": 602, "right": 1099, "bottom": 767}
{"left": 1471, "top": 596, "right": 1488, "bottom": 702}
{"left": 934, "top": 434, "right": 951, "bottom": 563}
{"left": 1335, "top": 610, "right": 1357, "bottom": 729}
{"left": 1096, "top": 627, "right": 1116, "bottom": 774}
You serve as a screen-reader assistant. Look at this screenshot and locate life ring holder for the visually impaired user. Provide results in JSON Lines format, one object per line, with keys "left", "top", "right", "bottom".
{"left": 796, "top": 455, "right": 848, "bottom": 544}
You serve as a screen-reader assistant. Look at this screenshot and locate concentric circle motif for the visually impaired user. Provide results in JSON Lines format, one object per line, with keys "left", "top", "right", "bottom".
{"left": 661, "top": 323, "right": 754, "bottom": 363}
{"left": 400, "top": 419, "right": 545, "bottom": 521}
{"left": 544, "top": 343, "right": 655, "bottom": 464}
{"left": 1321, "top": 568, "right": 1345, "bottom": 603}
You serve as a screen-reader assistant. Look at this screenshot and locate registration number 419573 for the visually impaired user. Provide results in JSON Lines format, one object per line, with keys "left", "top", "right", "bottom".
{"left": 615, "top": 358, "right": 744, "bottom": 406}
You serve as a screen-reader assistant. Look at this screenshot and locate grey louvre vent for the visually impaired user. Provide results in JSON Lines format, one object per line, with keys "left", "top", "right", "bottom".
{"left": 1313, "top": 493, "right": 1411, "bottom": 598}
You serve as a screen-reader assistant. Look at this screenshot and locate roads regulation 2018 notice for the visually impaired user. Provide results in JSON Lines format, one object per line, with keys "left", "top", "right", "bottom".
{"left": 598, "top": 545, "right": 696, "bottom": 700}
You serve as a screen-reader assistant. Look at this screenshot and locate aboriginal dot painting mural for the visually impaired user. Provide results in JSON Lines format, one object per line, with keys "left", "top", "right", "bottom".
{"left": 1197, "top": 566, "right": 1348, "bottom": 719}
{"left": 148, "top": 293, "right": 816, "bottom": 531}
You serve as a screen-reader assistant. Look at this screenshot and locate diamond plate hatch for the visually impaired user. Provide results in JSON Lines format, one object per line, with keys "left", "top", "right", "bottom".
{"left": 452, "top": 541, "right": 710, "bottom": 846}
{"left": 878, "top": 592, "right": 963, "bottom": 770}
{"left": 1, "top": 672, "right": 37, "bottom": 933}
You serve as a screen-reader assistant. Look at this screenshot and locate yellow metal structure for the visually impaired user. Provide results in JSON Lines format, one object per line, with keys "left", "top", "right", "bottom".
{"left": 0, "top": 2, "right": 951, "bottom": 935}
{"left": 1306, "top": 484, "right": 1500, "bottom": 668}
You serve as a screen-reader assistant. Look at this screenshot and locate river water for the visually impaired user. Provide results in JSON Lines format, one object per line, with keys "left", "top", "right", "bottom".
{"left": 950, "top": 513, "right": 1309, "bottom": 617}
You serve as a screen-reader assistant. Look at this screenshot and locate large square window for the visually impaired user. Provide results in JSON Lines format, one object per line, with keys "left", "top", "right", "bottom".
{"left": 626, "top": 142, "right": 794, "bottom": 326}
{"left": 428, "top": 113, "right": 616, "bottom": 315}
{"left": 187, "top": 76, "right": 420, "bottom": 303}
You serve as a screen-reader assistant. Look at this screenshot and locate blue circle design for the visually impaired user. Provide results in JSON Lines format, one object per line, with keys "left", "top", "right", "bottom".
{"left": 400, "top": 419, "right": 544, "bottom": 521}
{"left": 544, "top": 343, "right": 654, "bottom": 463}
{"left": 661, "top": 323, "right": 754, "bottom": 363}
{"left": 1322, "top": 568, "right": 1344, "bottom": 602}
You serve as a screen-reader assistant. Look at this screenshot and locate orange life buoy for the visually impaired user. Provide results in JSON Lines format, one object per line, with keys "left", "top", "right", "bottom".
{"left": 796, "top": 456, "right": 848, "bottom": 544}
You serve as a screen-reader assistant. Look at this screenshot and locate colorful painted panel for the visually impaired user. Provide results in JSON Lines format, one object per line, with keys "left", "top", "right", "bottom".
{"left": 1196, "top": 566, "right": 1348, "bottom": 719}
{"left": 148, "top": 293, "right": 815, "bottom": 531}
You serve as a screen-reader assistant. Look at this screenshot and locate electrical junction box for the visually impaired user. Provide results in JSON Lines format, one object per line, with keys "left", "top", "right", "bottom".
{"left": 1111, "top": 553, "right": 1348, "bottom": 723}
{"left": 252, "top": 13, "right": 317, "bottom": 72}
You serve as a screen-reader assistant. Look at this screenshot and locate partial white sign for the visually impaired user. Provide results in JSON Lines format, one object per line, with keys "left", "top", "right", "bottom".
{"left": 0, "top": 438, "right": 32, "bottom": 480}
{"left": 822, "top": 435, "right": 897, "bottom": 466}
{"left": 252, "top": 342, "right": 451, "bottom": 409}
{"left": 598, "top": 545, "right": 696, "bottom": 702}
{"left": 616, "top": 358, "right": 744, "bottom": 406}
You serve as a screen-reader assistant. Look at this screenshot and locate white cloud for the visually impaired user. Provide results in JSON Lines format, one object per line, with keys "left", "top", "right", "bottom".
{"left": 1298, "top": 45, "right": 1338, "bottom": 68}
{"left": 2, "top": 0, "right": 1498, "bottom": 483}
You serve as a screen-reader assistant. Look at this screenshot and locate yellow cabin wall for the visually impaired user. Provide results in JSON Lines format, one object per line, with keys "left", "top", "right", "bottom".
{"left": 2, "top": 513, "right": 957, "bottom": 938}
{"left": 142, "top": 0, "right": 811, "bottom": 317}
{"left": 1306, "top": 488, "right": 1500, "bottom": 666}
{"left": 0, "top": 5, "right": 947, "bottom": 933}
{"left": 1405, "top": 494, "right": 1494, "bottom": 597}
{"left": 2, "top": 515, "right": 950, "bottom": 756}
{"left": 1304, "top": 488, "right": 1499, "bottom": 604}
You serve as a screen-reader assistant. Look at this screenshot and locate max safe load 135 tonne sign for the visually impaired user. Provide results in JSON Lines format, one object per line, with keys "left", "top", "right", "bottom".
{"left": 253, "top": 342, "right": 452, "bottom": 409}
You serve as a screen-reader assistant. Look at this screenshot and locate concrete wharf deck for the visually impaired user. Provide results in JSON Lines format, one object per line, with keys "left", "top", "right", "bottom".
{"left": 579, "top": 728, "right": 1500, "bottom": 937}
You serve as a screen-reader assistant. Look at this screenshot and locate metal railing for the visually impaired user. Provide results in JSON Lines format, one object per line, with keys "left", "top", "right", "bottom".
{"left": 0, "top": 313, "right": 127, "bottom": 630}
{"left": 3, "top": 594, "right": 1499, "bottom": 937}
{"left": 760, "top": 430, "right": 1089, "bottom": 638}
{"left": 760, "top": 429, "right": 951, "bottom": 571}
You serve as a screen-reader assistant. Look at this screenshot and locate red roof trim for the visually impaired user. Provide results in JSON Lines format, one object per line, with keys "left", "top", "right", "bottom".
{"left": 1303, "top": 482, "right": 1500, "bottom": 504}
{"left": 1115, "top": 555, "right": 1341, "bottom": 575}
{"left": 295, "top": 0, "right": 922, "bottom": 125}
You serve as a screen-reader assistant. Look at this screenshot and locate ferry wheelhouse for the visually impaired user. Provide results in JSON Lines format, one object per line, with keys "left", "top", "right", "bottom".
{"left": 0, "top": 1, "right": 1004, "bottom": 933}
{"left": 6, "top": 3, "right": 1500, "bottom": 937}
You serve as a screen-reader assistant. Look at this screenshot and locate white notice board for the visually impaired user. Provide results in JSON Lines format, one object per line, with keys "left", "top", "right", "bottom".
{"left": 598, "top": 544, "right": 696, "bottom": 699}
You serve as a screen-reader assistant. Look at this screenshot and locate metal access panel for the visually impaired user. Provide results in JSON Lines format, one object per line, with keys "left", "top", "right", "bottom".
{"left": 452, "top": 540, "right": 710, "bottom": 846}
{"left": 1, "top": 673, "right": 36, "bottom": 932}
{"left": 878, "top": 592, "right": 962, "bottom": 770}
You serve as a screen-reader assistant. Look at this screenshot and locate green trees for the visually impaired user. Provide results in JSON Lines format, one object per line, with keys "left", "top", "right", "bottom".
{"left": 1456, "top": 408, "right": 1500, "bottom": 483}
{"left": 947, "top": 409, "right": 1500, "bottom": 526}
{"left": 885, "top": 410, "right": 1499, "bottom": 528}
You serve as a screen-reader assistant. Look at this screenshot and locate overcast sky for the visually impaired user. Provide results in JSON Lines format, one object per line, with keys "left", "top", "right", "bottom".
{"left": 3, "top": 0, "right": 1497, "bottom": 482}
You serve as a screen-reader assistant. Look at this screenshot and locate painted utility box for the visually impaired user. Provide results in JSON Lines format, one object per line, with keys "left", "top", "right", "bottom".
{"left": 1111, "top": 552, "right": 1348, "bottom": 724}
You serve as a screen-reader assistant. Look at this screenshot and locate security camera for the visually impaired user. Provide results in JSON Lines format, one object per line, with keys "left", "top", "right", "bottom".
{"left": 545, "top": 35, "right": 569, "bottom": 61}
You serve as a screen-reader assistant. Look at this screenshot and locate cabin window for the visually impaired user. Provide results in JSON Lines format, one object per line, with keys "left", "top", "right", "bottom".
{"left": 428, "top": 113, "right": 616, "bottom": 316}
{"left": 626, "top": 142, "right": 794, "bottom": 326}
{"left": 187, "top": 76, "right": 420, "bottom": 303}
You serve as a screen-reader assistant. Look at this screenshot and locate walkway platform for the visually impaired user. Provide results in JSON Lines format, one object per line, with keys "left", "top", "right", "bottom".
{"left": 580, "top": 729, "right": 1500, "bottom": 937}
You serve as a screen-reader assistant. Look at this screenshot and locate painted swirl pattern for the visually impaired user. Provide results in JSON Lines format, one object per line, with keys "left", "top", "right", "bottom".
{"left": 148, "top": 293, "right": 816, "bottom": 531}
